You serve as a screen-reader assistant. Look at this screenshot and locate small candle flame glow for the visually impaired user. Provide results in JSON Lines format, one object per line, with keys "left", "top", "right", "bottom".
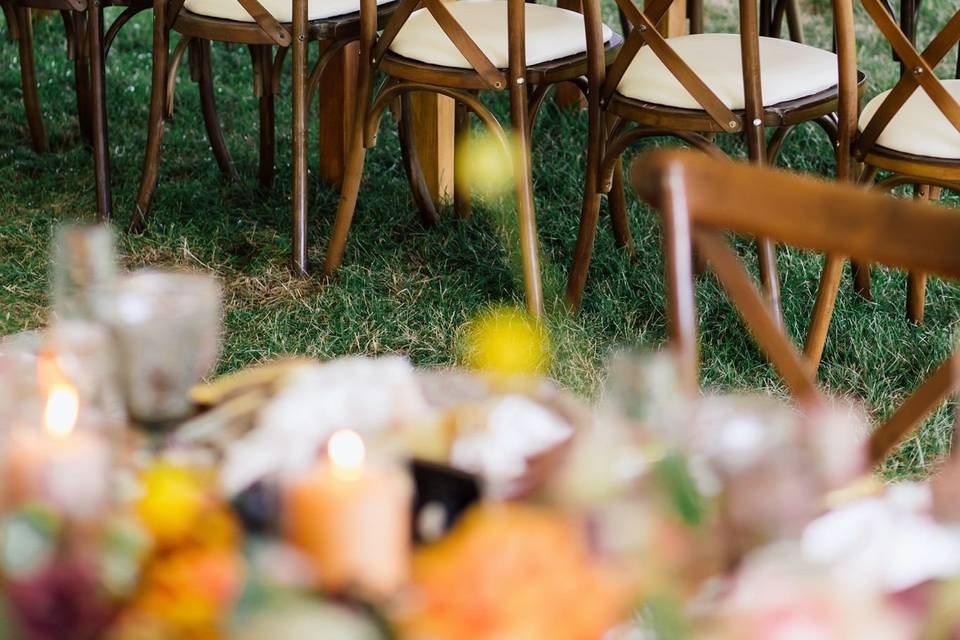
{"left": 328, "top": 429, "right": 365, "bottom": 482}
{"left": 43, "top": 382, "right": 79, "bottom": 438}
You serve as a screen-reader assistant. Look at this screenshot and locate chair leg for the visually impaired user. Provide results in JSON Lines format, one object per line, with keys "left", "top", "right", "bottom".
{"left": 453, "top": 99, "right": 472, "bottom": 221}
{"left": 849, "top": 165, "right": 877, "bottom": 302}
{"left": 2, "top": 1, "right": 19, "bottom": 40}
{"left": 785, "top": 0, "right": 804, "bottom": 43}
{"left": 322, "top": 120, "right": 366, "bottom": 275}
{"left": 740, "top": 1, "right": 783, "bottom": 330}
{"left": 511, "top": 126, "right": 543, "bottom": 316}
{"left": 804, "top": 252, "right": 844, "bottom": 371}
{"left": 565, "top": 155, "right": 602, "bottom": 311}
{"left": 398, "top": 92, "right": 440, "bottom": 225}
{"left": 291, "top": 4, "right": 308, "bottom": 275}
{"left": 757, "top": 238, "right": 783, "bottom": 328}
{"left": 687, "top": 0, "right": 703, "bottom": 34}
{"left": 87, "top": 1, "right": 112, "bottom": 221}
{"left": 195, "top": 39, "right": 238, "bottom": 181}
{"left": 324, "top": 10, "right": 377, "bottom": 276}
{"left": 907, "top": 272, "right": 927, "bottom": 326}
{"left": 69, "top": 11, "right": 93, "bottom": 145}
{"left": 851, "top": 261, "right": 872, "bottom": 301}
{"left": 133, "top": 0, "right": 170, "bottom": 231}
{"left": 759, "top": 0, "right": 772, "bottom": 37}
{"left": 15, "top": 6, "right": 48, "bottom": 153}
{"left": 565, "top": 43, "right": 608, "bottom": 313}
{"left": 255, "top": 44, "right": 275, "bottom": 189}
{"left": 508, "top": 76, "right": 543, "bottom": 316}
{"left": 608, "top": 157, "right": 634, "bottom": 257}
{"left": 907, "top": 184, "right": 938, "bottom": 325}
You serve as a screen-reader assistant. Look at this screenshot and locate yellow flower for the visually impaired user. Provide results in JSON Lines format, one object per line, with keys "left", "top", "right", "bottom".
{"left": 136, "top": 464, "right": 206, "bottom": 548}
{"left": 464, "top": 308, "right": 550, "bottom": 377}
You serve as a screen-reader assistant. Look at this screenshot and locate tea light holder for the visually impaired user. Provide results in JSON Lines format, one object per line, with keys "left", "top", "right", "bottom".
{"left": 107, "top": 271, "right": 222, "bottom": 429}
{"left": 51, "top": 224, "right": 118, "bottom": 322}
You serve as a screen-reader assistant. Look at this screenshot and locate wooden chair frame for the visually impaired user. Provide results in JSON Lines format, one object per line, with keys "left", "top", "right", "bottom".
{"left": 631, "top": 0, "right": 804, "bottom": 43}
{"left": 6, "top": 0, "right": 150, "bottom": 220}
{"left": 564, "top": 0, "right": 862, "bottom": 326}
{"left": 855, "top": 2, "right": 960, "bottom": 188}
{"left": 632, "top": 149, "right": 960, "bottom": 465}
{"left": 321, "top": 0, "right": 621, "bottom": 316}
{"left": 851, "top": 2, "right": 960, "bottom": 325}
{"left": 132, "top": 0, "right": 394, "bottom": 275}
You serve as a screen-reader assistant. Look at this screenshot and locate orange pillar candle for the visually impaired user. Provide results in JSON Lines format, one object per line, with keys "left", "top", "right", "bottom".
{"left": 284, "top": 429, "right": 413, "bottom": 599}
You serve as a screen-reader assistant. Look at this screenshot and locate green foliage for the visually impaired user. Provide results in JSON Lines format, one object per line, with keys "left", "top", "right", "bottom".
{"left": 653, "top": 452, "right": 705, "bottom": 528}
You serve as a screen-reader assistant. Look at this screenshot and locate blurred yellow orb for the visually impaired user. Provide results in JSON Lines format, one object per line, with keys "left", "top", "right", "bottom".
{"left": 455, "top": 132, "right": 514, "bottom": 198}
{"left": 465, "top": 307, "right": 550, "bottom": 377}
{"left": 136, "top": 464, "right": 205, "bottom": 548}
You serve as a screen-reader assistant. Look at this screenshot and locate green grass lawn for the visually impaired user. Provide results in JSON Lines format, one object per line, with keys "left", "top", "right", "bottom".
{"left": 0, "top": 0, "right": 957, "bottom": 478}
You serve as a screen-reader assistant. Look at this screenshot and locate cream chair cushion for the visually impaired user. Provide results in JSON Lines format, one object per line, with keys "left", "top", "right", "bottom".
{"left": 183, "top": 0, "right": 391, "bottom": 23}
{"left": 617, "top": 33, "right": 839, "bottom": 110}
{"left": 389, "top": 0, "right": 613, "bottom": 69}
{"left": 858, "top": 80, "right": 960, "bottom": 160}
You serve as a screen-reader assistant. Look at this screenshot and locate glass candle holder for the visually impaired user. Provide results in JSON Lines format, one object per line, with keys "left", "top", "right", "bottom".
{"left": 602, "top": 350, "right": 692, "bottom": 445}
{"left": 107, "top": 271, "right": 222, "bottom": 427}
{"left": 43, "top": 320, "right": 126, "bottom": 434}
{"left": 51, "top": 224, "right": 118, "bottom": 322}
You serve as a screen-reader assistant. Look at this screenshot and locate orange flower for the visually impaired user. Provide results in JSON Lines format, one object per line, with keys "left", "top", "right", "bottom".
{"left": 132, "top": 547, "right": 244, "bottom": 637}
{"left": 395, "top": 504, "right": 635, "bottom": 640}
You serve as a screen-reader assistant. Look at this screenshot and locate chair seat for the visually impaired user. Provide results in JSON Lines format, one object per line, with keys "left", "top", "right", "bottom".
{"left": 182, "top": 0, "right": 391, "bottom": 23}
{"left": 388, "top": 0, "right": 613, "bottom": 70}
{"left": 616, "top": 33, "right": 839, "bottom": 111}
{"left": 859, "top": 80, "right": 960, "bottom": 160}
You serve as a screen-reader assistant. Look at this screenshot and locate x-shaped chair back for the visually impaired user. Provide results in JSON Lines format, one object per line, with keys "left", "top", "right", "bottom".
{"left": 603, "top": 0, "right": 857, "bottom": 141}
{"left": 165, "top": 0, "right": 296, "bottom": 44}
{"left": 856, "top": 1, "right": 960, "bottom": 160}
{"left": 631, "top": 150, "right": 960, "bottom": 465}
{"left": 369, "top": 0, "right": 553, "bottom": 91}
{"left": 603, "top": 0, "right": 751, "bottom": 134}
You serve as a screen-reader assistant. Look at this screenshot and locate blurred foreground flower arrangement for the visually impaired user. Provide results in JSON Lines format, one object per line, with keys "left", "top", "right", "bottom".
{"left": 2, "top": 225, "right": 960, "bottom": 639}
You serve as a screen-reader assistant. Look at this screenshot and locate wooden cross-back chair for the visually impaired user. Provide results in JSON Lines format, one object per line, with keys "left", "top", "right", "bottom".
{"left": 851, "top": 2, "right": 960, "bottom": 326}
{"left": 564, "top": 0, "right": 862, "bottom": 323}
{"left": 632, "top": 149, "right": 960, "bottom": 466}
{"left": 132, "top": 0, "right": 395, "bottom": 274}
{"left": 321, "top": 0, "right": 621, "bottom": 316}
{"left": 676, "top": 0, "right": 805, "bottom": 42}
{"left": 5, "top": 0, "right": 150, "bottom": 220}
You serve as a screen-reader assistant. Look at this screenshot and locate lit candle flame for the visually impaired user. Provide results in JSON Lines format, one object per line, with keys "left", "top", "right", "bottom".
{"left": 328, "top": 429, "right": 365, "bottom": 482}
{"left": 43, "top": 382, "right": 79, "bottom": 438}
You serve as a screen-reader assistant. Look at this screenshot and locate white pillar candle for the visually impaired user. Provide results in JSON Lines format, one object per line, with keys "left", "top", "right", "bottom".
{"left": 2, "top": 379, "right": 110, "bottom": 521}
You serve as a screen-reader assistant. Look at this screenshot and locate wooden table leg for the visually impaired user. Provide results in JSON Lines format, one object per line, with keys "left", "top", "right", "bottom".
{"left": 317, "top": 40, "right": 358, "bottom": 189}
{"left": 319, "top": 45, "right": 455, "bottom": 205}
{"left": 409, "top": 92, "right": 455, "bottom": 205}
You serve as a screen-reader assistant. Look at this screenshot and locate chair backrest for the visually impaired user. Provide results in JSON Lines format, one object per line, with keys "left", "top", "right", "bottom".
{"left": 165, "top": 0, "right": 293, "bottom": 45}
{"left": 366, "top": 0, "right": 607, "bottom": 92}
{"left": 856, "top": 2, "right": 960, "bottom": 161}
{"left": 630, "top": 149, "right": 960, "bottom": 464}
{"left": 603, "top": 0, "right": 858, "bottom": 176}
